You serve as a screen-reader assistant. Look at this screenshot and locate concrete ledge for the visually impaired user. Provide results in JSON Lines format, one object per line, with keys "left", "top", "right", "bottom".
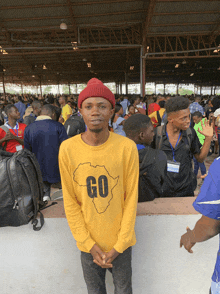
{"left": 137, "top": 197, "right": 199, "bottom": 215}
{"left": 43, "top": 197, "right": 199, "bottom": 219}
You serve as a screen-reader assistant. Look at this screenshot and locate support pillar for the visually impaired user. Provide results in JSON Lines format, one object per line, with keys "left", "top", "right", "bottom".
{"left": 2, "top": 73, "right": 6, "bottom": 101}
{"left": 75, "top": 84, "right": 77, "bottom": 94}
{"left": 155, "top": 83, "right": 156, "bottom": 94}
{"left": 176, "top": 83, "right": 179, "bottom": 95}
{"left": 21, "top": 83, "right": 24, "bottom": 96}
{"left": 164, "top": 84, "right": 166, "bottom": 95}
{"left": 68, "top": 83, "right": 71, "bottom": 95}
{"left": 214, "top": 86, "right": 216, "bottom": 95}
{"left": 140, "top": 46, "right": 146, "bottom": 97}
{"left": 58, "top": 82, "right": 60, "bottom": 95}
{"left": 200, "top": 86, "right": 202, "bottom": 95}
{"left": 211, "top": 86, "right": 213, "bottom": 96}
{"left": 39, "top": 78, "right": 43, "bottom": 98}
{"left": 120, "top": 82, "right": 122, "bottom": 95}
{"left": 125, "top": 72, "right": 128, "bottom": 95}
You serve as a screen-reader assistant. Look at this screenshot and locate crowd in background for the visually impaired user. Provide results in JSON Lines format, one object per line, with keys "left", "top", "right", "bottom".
{"left": 0, "top": 91, "right": 219, "bottom": 202}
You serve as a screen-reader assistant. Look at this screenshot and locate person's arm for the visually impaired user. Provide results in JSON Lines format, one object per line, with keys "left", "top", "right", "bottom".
{"left": 23, "top": 128, "right": 32, "bottom": 151}
{"left": 59, "top": 144, "right": 96, "bottom": 252}
{"left": 58, "top": 125, "right": 68, "bottom": 144}
{"left": 113, "top": 143, "right": 139, "bottom": 253}
{"left": 194, "top": 118, "right": 213, "bottom": 163}
{"left": 101, "top": 144, "right": 139, "bottom": 266}
{"left": 180, "top": 215, "right": 220, "bottom": 253}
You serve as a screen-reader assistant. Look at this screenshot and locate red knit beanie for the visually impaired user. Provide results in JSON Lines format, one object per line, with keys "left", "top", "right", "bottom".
{"left": 78, "top": 78, "right": 115, "bottom": 108}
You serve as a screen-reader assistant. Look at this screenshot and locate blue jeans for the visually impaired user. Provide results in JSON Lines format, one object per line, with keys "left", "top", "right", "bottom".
{"left": 211, "top": 280, "right": 220, "bottom": 293}
{"left": 193, "top": 156, "right": 206, "bottom": 176}
{"left": 81, "top": 247, "right": 132, "bottom": 294}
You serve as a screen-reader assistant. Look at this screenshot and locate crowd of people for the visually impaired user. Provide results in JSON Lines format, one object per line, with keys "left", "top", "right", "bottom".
{"left": 1, "top": 82, "right": 220, "bottom": 293}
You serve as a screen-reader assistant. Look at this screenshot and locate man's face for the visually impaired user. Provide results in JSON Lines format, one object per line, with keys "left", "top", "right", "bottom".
{"left": 140, "top": 123, "right": 154, "bottom": 145}
{"left": 32, "top": 105, "right": 42, "bottom": 117}
{"left": 193, "top": 115, "right": 202, "bottom": 125}
{"left": 168, "top": 108, "right": 191, "bottom": 131}
{"left": 80, "top": 97, "right": 114, "bottom": 133}
{"left": 9, "top": 107, "right": 20, "bottom": 120}
{"left": 58, "top": 96, "right": 64, "bottom": 105}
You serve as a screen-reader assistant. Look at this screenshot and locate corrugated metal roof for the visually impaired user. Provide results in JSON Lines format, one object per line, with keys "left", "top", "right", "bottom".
{"left": 0, "top": 0, "right": 219, "bottom": 85}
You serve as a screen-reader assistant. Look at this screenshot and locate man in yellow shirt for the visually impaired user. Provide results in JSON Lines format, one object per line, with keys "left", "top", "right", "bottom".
{"left": 59, "top": 78, "right": 139, "bottom": 294}
{"left": 58, "top": 95, "right": 72, "bottom": 124}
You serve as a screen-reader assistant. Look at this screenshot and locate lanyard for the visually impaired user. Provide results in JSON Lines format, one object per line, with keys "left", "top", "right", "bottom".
{"left": 166, "top": 131, "right": 181, "bottom": 162}
{"left": 6, "top": 122, "right": 18, "bottom": 137}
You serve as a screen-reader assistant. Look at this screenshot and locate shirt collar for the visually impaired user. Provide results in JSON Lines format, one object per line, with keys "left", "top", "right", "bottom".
{"left": 35, "top": 115, "right": 52, "bottom": 121}
{"left": 5, "top": 121, "right": 19, "bottom": 129}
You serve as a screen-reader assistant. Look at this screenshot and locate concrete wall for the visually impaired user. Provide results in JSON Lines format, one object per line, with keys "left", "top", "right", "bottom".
{"left": 1, "top": 199, "right": 218, "bottom": 294}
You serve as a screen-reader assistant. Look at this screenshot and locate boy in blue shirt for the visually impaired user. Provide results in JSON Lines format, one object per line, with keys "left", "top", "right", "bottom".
{"left": 180, "top": 157, "right": 220, "bottom": 294}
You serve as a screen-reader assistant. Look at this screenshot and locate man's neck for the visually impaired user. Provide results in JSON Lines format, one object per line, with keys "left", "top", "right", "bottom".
{"left": 7, "top": 118, "right": 17, "bottom": 128}
{"left": 81, "top": 129, "right": 110, "bottom": 146}
{"left": 166, "top": 122, "right": 181, "bottom": 136}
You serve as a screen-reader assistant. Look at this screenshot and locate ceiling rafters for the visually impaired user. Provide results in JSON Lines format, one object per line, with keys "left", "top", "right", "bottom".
{"left": 143, "top": 0, "right": 157, "bottom": 52}
{"left": 66, "top": 0, "right": 78, "bottom": 39}
{"left": 154, "top": 11, "right": 220, "bottom": 16}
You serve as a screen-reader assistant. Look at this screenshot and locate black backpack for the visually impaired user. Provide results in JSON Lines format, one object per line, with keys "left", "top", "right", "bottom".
{"left": 64, "top": 113, "right": 86, "bottom": 138}
{"left": 0, "top": 148, "right": 45, "bottom": 230}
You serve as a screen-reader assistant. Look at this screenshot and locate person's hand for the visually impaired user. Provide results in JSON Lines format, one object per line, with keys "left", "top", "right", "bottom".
{"left": 59, "top": 116, "right": 64, "bottom": 124}
{"left": 200, "top": 174, "right": 207, "bottom": 179}
{"left": 197, "top": 118, "right": 213, "bottom": 138}
{"left": 90, "top": 244, "right": 112, "bottom": 269}
{"left": 180, "top": 227, "right": 196, "bottom": 253}
{"left": 102, "top": 248, "right": 120, "bottom": 266}
{"left": 4, "top": 131, "right": 16, "bottom": 141}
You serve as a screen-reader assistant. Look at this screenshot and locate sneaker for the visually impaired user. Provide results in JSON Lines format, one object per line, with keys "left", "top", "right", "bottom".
{"left": 43, "top": 195, "right": 51, "bottom": 202}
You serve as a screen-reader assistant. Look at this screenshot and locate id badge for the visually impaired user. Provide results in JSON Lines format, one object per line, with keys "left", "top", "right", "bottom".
{"left": 167, "top": 160, "right": 180, "bottom": 173}
{"left": 16, "top": 145, "right": 22, "bottom": 152}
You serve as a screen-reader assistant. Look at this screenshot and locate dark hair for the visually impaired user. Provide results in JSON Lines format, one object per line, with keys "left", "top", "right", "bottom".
{"left": 211, "top": 97, "right": 220, "bottom": 112}
{"left": 165, "top": 96, "right": 190, "bottom": 115}
{"left": 123, "top": 114, "right": 151, "bottom": 137}
{"left": 158, "top": 100, "right": 165, "bottom": 108}
{"left": 128, "top": 104, "right": 135, "bottom": 112}
{"left": 32, "top": 100, "right": 42, "bottom": 109}
{"left": 5, "top": 104, "right": 17, "bottom": 116}
{"left": 41, "top": 104, "right": 56, "bottom": 117}
{"left": 192, "top": 111, "right": 203, "bottom": 118}
{"left": 17, "top": 96, "right": 23, "bottom": 102}
{"left": 111, "top": 103, "right": 122, "bottom": 126}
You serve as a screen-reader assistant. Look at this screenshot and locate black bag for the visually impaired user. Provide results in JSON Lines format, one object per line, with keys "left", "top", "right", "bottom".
{"left": 0, "top": 148, "right": 45, "bottom": 230}
{"left": 64, "top": 113, "right": 86, "bottom": 138}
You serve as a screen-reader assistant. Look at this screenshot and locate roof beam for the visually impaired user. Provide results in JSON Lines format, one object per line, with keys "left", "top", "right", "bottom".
{"left": 154, "top": 11, "right": 220, "bottom": 16}
{"left": 66, "top": 0, "right": 78, "bottom": 39}
{"left": 143, "top": 0, "right": 157, "bottom": 52}
{"left": 151, "top": 21, "right": 217, "bottom": 27}
{"left": 1, "top": 0, "right": 138, "bottom": 10}
{"left": 2, "top": 9, "right": 147, "bottom": 23}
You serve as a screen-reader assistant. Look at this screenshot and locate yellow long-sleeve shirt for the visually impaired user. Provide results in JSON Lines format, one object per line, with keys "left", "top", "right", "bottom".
{"left": 59, "top": 132, "right": 139, "bottom": 253}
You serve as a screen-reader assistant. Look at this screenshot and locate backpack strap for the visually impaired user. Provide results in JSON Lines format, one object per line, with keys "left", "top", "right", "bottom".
{"left": 156, "top": 111, "right": 162, "bottom": 126}
{"left": 155, "top": 125, "right": 164, "bottom": 150}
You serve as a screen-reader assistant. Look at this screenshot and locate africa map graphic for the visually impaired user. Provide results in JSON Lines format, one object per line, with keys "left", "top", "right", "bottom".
{"left": 73, "top": 162, "right": 119, "bottom": 214}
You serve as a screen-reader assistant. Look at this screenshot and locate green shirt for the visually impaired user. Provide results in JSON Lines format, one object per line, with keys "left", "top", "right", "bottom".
{"left": 194, "top": 118, "right": 206, "bottom": 146}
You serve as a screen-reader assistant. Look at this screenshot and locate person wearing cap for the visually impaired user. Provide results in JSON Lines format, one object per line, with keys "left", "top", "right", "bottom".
{"left": 59, "top": 78, "right": 139, "bottom": 294}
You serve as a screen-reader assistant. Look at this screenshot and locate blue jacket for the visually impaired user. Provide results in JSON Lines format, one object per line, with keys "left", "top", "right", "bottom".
{"left": 24, "top": 118, "right": 68, "bottom": 183}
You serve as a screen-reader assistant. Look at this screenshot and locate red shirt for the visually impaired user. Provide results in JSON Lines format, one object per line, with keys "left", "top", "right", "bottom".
{"left": 0, "top": 123, "right": 26, "bottom": 153}
{"left": 148, "top": 103, "right": 160, "bottom": 115}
